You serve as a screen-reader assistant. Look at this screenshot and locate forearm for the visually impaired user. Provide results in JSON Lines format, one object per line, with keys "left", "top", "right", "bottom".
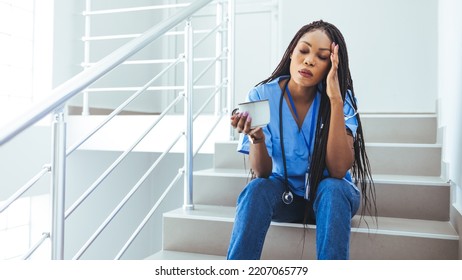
{"left": 249, "top": 140, "right": 272, "bottom": 178}
{"left": 325, "top": 98, "right": 355, "bottom": 178}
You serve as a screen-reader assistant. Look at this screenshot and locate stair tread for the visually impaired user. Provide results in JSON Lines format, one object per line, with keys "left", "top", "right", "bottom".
{"left": 164, "top": 205, "right": 459, "bottom": 240}
{"left": 195, "top": 168, "right": 449, "bottom": 186}
{"left": 146, "top": 250, "right": 224, "bottom": 260}
{"left": 216, "top": 140, "right": 442, "bottom": 147}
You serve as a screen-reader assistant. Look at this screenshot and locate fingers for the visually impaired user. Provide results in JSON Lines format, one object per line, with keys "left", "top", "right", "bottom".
{"left": 326, "top": 42, "right": 341, "bottom": 99}
{"left": 230, "top": 111, "right": 252, "bottom": 133}
{"left": 330, "top": 42, "right": 339, "bottom": 70}
{"left": 248, "top": 127, "right": 264, "bottom": 144}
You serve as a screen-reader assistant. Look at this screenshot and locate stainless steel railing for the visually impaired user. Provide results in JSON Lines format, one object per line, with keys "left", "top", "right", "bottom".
{"left": 0, "top": 0, "right": 235, "bottom": 260}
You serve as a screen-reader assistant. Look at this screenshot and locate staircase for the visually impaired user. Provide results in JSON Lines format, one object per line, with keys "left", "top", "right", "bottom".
{"left": 149, "top": 113, "right": 459, "bottom": 260}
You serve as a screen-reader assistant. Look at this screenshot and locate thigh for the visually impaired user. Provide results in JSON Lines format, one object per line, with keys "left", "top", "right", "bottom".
{"left": 313, "top": 178, "right": 360, "bottom": 218}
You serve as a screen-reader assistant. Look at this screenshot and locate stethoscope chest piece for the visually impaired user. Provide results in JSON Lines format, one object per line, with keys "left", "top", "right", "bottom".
{"left": 282, "top": 190, "right": 294, "bottom": 205}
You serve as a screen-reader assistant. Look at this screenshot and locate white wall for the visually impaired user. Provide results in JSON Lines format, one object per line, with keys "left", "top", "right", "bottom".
{"left": 280, "top": 0, "right": 438, "bottom": 113}
{"left": 0, "top": 125, "right": 51, "bottom": 201}
{"left": 52, "top": 0, "right": 276, "bottom": 114}
{"left": 438, "top": 0, "right": 462, "bottom": 215}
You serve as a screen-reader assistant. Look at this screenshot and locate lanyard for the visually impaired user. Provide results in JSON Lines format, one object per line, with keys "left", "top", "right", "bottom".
{"left": 284, "top": 82, "right": 317, "bottom": 158}
{"left": 280, "top": 78, "right": 319, "bottom": 204}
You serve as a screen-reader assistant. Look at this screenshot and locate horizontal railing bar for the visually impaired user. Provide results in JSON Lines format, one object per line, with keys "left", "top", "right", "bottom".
{"left": 193, "top": 81, "right": 227, "bottom": 121}
{"left": 82, "top": 29, "right": 211, "bottom": 42}
{"left": 85, "top": 85, "right": 218, "bottom": 92}
{"left": 194, "top": 113, "right": 225, "bottom": 157}
{"left": 86, "top": 86, "right": 183, "bottom": 92}
{"left": 0, "top": 0, "right": 213, "bottom": 147}
{"left": 115, "top": 171, "right": 183, "bottom": 260}
{"left": 0, "top": 165, "right": 51, "bottom": 213}
{"left": 193, "top": 52, "right": 225, "bottom": 84}
{"left": 73, "top": 132, "right": 183, "bottom": 260}
{"left": 81, "top": 56, "right": 222, "bottom": 67}
{"left": 83, "top": 3, "right": 190, "bottom": 16}
{"left": 82, "top": 34, "right": 141, "bottom": 41}
{"left": 121, "top": 59, "right": 180, "bottom": 65}
{"left": 65, "top": 94, "right": 184, "bottom": 219}
{"left": 66, "top": 56, "right": 183, "bottom": 156}
{"left": 22, "top": 232, "right": 50, "bottom": 260}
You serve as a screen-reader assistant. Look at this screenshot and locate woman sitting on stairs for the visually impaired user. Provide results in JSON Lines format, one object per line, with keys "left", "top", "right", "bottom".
{"left": 227, "top": 20, "right": 376, "bottom": 260}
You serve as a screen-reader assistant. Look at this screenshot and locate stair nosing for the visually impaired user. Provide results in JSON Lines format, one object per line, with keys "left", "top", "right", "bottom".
{"left": 164, "top": 205, "right": 459, "bottom": 240}
{"left": 146, "top": 250, "right": 225, "bottom": 260}
{"left": 194, "top": 168, "right": 450, "bottom": 186}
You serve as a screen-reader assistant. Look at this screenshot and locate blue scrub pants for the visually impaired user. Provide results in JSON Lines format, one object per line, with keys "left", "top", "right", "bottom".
{"left": 226, "top": 176, "right": 360, "bottom": 260}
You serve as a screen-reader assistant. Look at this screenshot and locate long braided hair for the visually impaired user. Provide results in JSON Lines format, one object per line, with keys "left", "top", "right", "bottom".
{"left": 257, "top": 20, "right": 377, "bottom": 219}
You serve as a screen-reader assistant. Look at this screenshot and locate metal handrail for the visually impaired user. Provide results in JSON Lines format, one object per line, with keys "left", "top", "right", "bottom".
{"left": 0, "top": 0, "right": 213, "bottom": 147}
{"left": 194, "top": 113, "right": 226, "bottom": 156}
{"left": 82, "top": 29, "right": 212, "bottom": 42}
{"left": 69, "top": 79, "right": 227, "bottom": 251}
{"left": 83, "top": 84, "right": 218, "bottom": 92}
{"left": 193, "top": 52, "right": 225, "bottom": 84}
{"left": 194, "top": 80, "right": 227, "bottom": 121}
{"left": 1, "top": 0, "right": 234, "bottom": 260}
{"left": 22, "top": 232, "right": 50, "bottom": 260}
{"left": 72, "top": 132, "right": 184, "bottom": 260}
{"left": 66, "top": 56, "right": 183, "bottom": 156}
{"left": 114, "top": 111, "right": 226, "bottom": 260}
{"left": 115, "top": 171, "right": 183, "bottom": 260}
{"left": 83, "top": 3, "right": 190, "bottom": 16}
{"left": 0, "top": 165, "right": 50, "bottom": 213}
{"left": 65, "top": 94, "right": 184, "bottom": 219}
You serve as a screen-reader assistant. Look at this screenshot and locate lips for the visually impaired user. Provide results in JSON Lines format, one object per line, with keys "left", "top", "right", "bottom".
{"left": 299, "top": 69, "right": 313, "bottom": 78}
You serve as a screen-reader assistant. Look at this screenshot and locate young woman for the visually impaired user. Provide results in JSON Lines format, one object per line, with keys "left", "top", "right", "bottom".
{"left": 227, "top": 20, "right": 376, "bottom": 260}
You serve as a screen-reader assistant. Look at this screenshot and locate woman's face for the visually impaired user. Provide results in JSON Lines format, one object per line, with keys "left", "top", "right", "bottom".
{"left": 290, "top": 29, "right": 332, "bottom": 88}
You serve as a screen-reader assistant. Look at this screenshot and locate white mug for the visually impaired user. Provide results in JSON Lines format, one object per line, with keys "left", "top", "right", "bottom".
{"left": 236, "top": 99, "right": 270, "bottom": 128}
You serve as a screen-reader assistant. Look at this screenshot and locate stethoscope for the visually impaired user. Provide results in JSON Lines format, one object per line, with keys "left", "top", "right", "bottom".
{"left": 278, "top": 78, "right": 358, "bottom": 205}
{"left": 279, "top": 78, "right": 305, "bottom": 205}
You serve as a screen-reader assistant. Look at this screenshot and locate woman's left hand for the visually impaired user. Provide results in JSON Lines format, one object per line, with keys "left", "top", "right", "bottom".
{"left": 326, "top": 42, "right": 342, "bottom": 101}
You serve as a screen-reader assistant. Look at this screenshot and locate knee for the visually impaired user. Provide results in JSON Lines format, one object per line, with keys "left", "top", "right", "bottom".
{"left": 316, "top": 178, "right": 357, "bottom": 203}
{"left": 240, "top": 178, "right": 270, "bottom": 197}
{"left": 314, "top": 178, "right": 360, "bottom": 213}
{"left": 237, "top": 178, "right": 275, "bottom": 205}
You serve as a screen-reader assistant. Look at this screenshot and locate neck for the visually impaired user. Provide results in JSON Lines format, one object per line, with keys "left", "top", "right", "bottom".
{"left": 287, "top": 79, "right": 317, "bottom": 103}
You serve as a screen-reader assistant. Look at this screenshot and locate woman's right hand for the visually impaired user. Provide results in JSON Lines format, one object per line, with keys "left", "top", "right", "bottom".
{"left": 231, "top": 111, "right": 265, "bottom": 144}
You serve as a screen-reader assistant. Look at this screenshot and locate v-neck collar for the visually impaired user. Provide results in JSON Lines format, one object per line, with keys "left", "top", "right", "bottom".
{"left": 283, "top": 81, "right": 319, "bottom": 133}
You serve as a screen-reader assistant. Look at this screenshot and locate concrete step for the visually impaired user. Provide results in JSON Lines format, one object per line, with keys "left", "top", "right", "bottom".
{"left": 214, "top": 141, "right": 442, "bottom": 176}
{"left": 360, "top": 114, "right": 437, "bottom": 144}
{"left": 194, "top": 169, "right": 450, "bottom": 221}
{"left": 162, "top": 205, "right": 459, "bottom": 260}
{"left": 146, "top": 250, "right": 225, "bottom": 260}
{"left": 366, "top": 143, "right": 442, "bottom": 176}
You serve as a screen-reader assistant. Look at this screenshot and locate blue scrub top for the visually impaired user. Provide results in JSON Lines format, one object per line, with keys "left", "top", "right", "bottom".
{"left": 237, "top": 76, "right": 359, "bottom": 197}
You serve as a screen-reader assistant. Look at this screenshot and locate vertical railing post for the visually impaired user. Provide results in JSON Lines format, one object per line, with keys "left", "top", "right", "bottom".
{"left": 227, "top": 0, "right": 235, "bottom": 140}
{"left": 51, "top": 109, "right": 67, "bottom": 259}
{"left": 214, "top": 1, "right": 224, "bottom": 115}
{"left": 183, "top": 19, "right": 194, "bottom": 210}
{"left": 82, "top": 0, "right": 91, "bottom": 116}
